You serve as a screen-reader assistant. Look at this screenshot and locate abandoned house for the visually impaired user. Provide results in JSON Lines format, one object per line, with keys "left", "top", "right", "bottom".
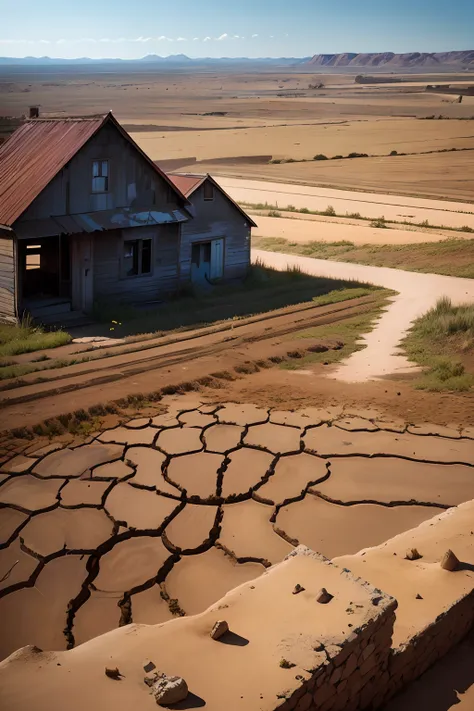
{"left": 167, "top": 173, "right": 256, "bottom": 286}
{"left": 0, "top": 111, "right": 255, "bottom": 325}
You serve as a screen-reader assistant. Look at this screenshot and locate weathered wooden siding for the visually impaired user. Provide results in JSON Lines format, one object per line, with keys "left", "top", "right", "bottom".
{"left": 93, "top": 225, "right": 179, "bottom": 303}
{"left": 0, "top": 235, "right": 16, "bottom": 323}
{"left": 16, "top": 122, "right": 181, "bottom": 223}
{"left": 179, "top": 183, "right": 251, "bottom": 284}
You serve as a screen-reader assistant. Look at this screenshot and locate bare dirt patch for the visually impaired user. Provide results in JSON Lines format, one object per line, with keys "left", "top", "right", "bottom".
{"left": 0, "top": 399, "right": 473, "bottom": 660}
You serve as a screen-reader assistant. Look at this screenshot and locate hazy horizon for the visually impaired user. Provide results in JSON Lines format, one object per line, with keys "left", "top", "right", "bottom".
{"left": 1, "top": 0, "right": 473, "bottom": 60}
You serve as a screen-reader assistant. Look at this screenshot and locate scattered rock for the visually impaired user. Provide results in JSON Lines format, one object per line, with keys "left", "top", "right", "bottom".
{"left": 153, "top": 675, "right": 189, "bottom": 706}
{"left": 416, "top": 594, "right": 423, "bottom": 600}
{"left": 145, "top": 673, "right": 158, "bottom": 687}
{"left": 210, "top": 620, "right": 229, "bottom": 640}
{"left": 144, "top": 660, "right": 156, "bottom": 673}
{"left": 441, "top": 549, "right": 460, "bottom": 571}
{"left": 292, "top": 584, "right": 305, "bottom": 595}
{"left": 105, "top": 667, "right": 121, "bottom": 680}
{"left": 316, "top": 588, "right": 333, "bottom": 604}
{"left": 405, "top": 548, "right": 422, "bottom": 561}
{"left": 279, "top": 658, "right": 296, "bottom": 669}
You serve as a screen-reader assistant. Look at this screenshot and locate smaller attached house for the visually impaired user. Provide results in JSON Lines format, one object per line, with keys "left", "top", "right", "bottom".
{"left": 167, "top": 173, "right": 256, "bottom": 286}
{"left": 0, "top": 112, "right": 255, "bottom": 325}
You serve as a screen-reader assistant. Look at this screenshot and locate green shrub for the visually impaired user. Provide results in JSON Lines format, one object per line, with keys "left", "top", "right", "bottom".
{"left": 370, "top": 217, "right": 387, "bottom": 228}
{"left": 313, "top": 154, "right": 328, "bottom": 161}
{"left": 390, "top": 150, "right": 398, "bottom": 156}
{"left": 323, "top": 205, "right": 336, "bottom": 217}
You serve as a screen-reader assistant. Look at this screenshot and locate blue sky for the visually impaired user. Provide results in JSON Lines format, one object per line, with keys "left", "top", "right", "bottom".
{"left": 1, "top": 0, "right": 473, "bottom": 59}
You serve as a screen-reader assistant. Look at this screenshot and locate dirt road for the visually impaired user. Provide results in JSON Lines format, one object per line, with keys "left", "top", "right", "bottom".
{"left": 253, "top": 248, "right": 474, "bottom": 381}
{"left": 220, "top": 177, "right": 474, "bottom": 230}
{"left": 0, "top": 297, "right": 376, "bottom": 430}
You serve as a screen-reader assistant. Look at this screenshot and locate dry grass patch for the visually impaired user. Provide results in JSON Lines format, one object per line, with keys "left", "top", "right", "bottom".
{"left": 403, "top": 297, "right": 474, "bottom": 391}
{"left": 253, "top": 236, "right": 474, "bottom": 279}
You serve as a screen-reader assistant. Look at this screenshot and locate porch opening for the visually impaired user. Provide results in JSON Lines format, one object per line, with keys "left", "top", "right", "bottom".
{"left": 18, "top": 235, "right": 71, "bottom": 315}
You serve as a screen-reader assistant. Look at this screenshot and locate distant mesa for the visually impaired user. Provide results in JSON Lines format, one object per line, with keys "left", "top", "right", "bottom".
{"left": 304, "top": 50, "right": 474, "bottom": 68}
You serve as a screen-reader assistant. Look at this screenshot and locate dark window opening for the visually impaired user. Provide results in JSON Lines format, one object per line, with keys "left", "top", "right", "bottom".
{"left": 123, "top": 239, "right": 152, "bottom": 277}
{"left": 92, "top": 160, "right": 109, "bottom": 193}
{"left": 203, "top": 181, "right": 214, "bottom": 201}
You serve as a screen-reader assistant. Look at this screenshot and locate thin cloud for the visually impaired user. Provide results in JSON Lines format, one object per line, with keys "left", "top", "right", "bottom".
{"left": 251, "top": 34, "right": 259, "bottom": 38}
{"left": 216, "top": 33, "right": 228, "bottom": 41}
{"left": 203, "top": 36, "right": 211, "bottom": 42}
{"left": 193, "top": 37, "right": 200, "bottom": 41}
{"left": 176, "top": 37, "right": 187, "bottom": 42}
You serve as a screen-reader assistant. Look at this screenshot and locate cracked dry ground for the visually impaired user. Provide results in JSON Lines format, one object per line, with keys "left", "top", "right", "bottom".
{"left": 1, "top": 401, "right": 474, "bottom": 660}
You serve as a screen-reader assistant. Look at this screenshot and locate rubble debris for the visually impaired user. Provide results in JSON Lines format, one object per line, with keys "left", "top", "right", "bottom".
{"left": 405, "top": 548, "right": 422, "bottom": 561}
{"left": 210, "top": 620, "right": 229, "bottom": 640}
{"left": 316, "top": 588, "right": 333, "bottom": 604}
{"left": 105, "top": 667, "right": 121, "bottom": 680}
{"left": 292, "top": 584, "right": 305, "bottom": 595}
{"left": 440, "top": 549, "right": 460, "bottom": 571}
{"left": 153, "top": 675, "right": 189, "bottom": 706}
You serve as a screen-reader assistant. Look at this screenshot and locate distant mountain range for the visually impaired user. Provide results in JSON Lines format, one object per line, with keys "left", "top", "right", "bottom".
{"left": 304, "top": 51, "right": 474, "bottom": 67}
{"left": 0, "top": 54, "right": 306, "bottom": 67}
{"left": 0, "top": 51, "right": 473, "bottom": 68}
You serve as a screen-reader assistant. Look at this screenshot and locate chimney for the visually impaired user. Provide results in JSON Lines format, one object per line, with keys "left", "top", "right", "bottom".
{"left": 29, "top": 106, "right": 40, "bottom": 119}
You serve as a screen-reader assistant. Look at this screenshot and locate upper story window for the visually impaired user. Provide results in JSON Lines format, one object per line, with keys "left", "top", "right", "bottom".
{"left": 203, "top": 181, "right": 214, "bottom": 201}
{"left": 92, "top": 160, "right": 109, "bottom": 193}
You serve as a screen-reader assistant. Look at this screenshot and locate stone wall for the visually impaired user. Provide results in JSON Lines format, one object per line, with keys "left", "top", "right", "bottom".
{"left": 380, "top": 588, "right": 474, "bottom": 707}
{"left": 276, "top": 600, "right": 396, "bottom": 711}
{"left": 276, "top": 568, "right": 474, "bottom": 711}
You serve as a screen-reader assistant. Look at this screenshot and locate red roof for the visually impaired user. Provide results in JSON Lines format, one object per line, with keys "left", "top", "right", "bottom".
{"left": 0, "top": 113, "right": 188, "bottom": 227}
{"left": 167, "top": 172, "right": 257, "bottom": 227}
{"left": 167, "top": 174, "right": 206, "bottom": 197}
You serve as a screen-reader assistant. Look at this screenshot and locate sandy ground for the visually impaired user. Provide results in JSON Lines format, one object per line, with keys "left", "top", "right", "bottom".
{"left": 252, "top": 213, "right": 465, "bottom": 245}
{"left": 253, "top": 248, "right": 474, "bottom": 381}
{"left": 2, "top": 67, "right": 474, "bottom": 200}
{"left": 0, "top": 398, "right": 473, "bottom": 663}
{"left": 0, "top": 497, "right": 472, "bottom": 711}
{"left": 221, "top": 177, "right": 474, "bottom": 229}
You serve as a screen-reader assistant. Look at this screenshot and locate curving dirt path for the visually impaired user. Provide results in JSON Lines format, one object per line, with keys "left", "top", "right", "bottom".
{"left": 253, "top": 248, "right": 474, "bottom": 381}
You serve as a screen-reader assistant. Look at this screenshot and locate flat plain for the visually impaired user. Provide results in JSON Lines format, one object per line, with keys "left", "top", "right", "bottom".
{"left": 2, "top": 66, "right": 474, "bottom": 200}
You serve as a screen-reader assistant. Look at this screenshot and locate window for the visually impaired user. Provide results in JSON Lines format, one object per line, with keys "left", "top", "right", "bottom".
{"left": 26, "top": 244, "right": 41, "bottom": 271}
{"left": 123, "top": 239, "right": 152, "bottom": 277}
{"left": 203, "top": 181, "right": 214, "bottom": 201}
{"left": 92, "top": 160, "right": 109, "bottom": 193}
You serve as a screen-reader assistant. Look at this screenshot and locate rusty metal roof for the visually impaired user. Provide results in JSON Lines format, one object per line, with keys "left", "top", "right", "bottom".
{"left": 0, "top": 116, "right": 106, "bottom": 227}
{"left": 14, "top": 207, "right": 189, "bottom": 239}
{"left": 167, "top": 172, "right": 257, "bottom": 228}
{"left": 167, "top": 174, "right": 206, "bottom": 197}
{"left": 0, "top": 113, "right": 189, "bottom": 228}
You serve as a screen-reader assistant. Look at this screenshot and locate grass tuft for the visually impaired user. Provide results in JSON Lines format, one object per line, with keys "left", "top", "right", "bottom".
{"left": 403, "top": 297, "right": 474, "bottom": 391}
{"left": 0, "top": 317, "right": 71, "bottom": 357}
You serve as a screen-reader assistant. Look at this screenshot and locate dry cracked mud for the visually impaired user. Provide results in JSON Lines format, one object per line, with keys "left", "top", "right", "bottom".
{"left": 0, "top": 401, "right": 473, "bottom": 660}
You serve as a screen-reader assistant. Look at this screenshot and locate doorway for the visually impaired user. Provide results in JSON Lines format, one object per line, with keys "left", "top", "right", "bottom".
{"left": 191, "top": 238, "right": 224, "bottom": 285}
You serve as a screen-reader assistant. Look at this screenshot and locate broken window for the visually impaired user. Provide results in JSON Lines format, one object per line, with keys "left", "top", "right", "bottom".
{"left": 123, "top": 239, "right": 152, "bottom": 276}
{"left": 92, "top": 160, "right": 109, "bottom": 193}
